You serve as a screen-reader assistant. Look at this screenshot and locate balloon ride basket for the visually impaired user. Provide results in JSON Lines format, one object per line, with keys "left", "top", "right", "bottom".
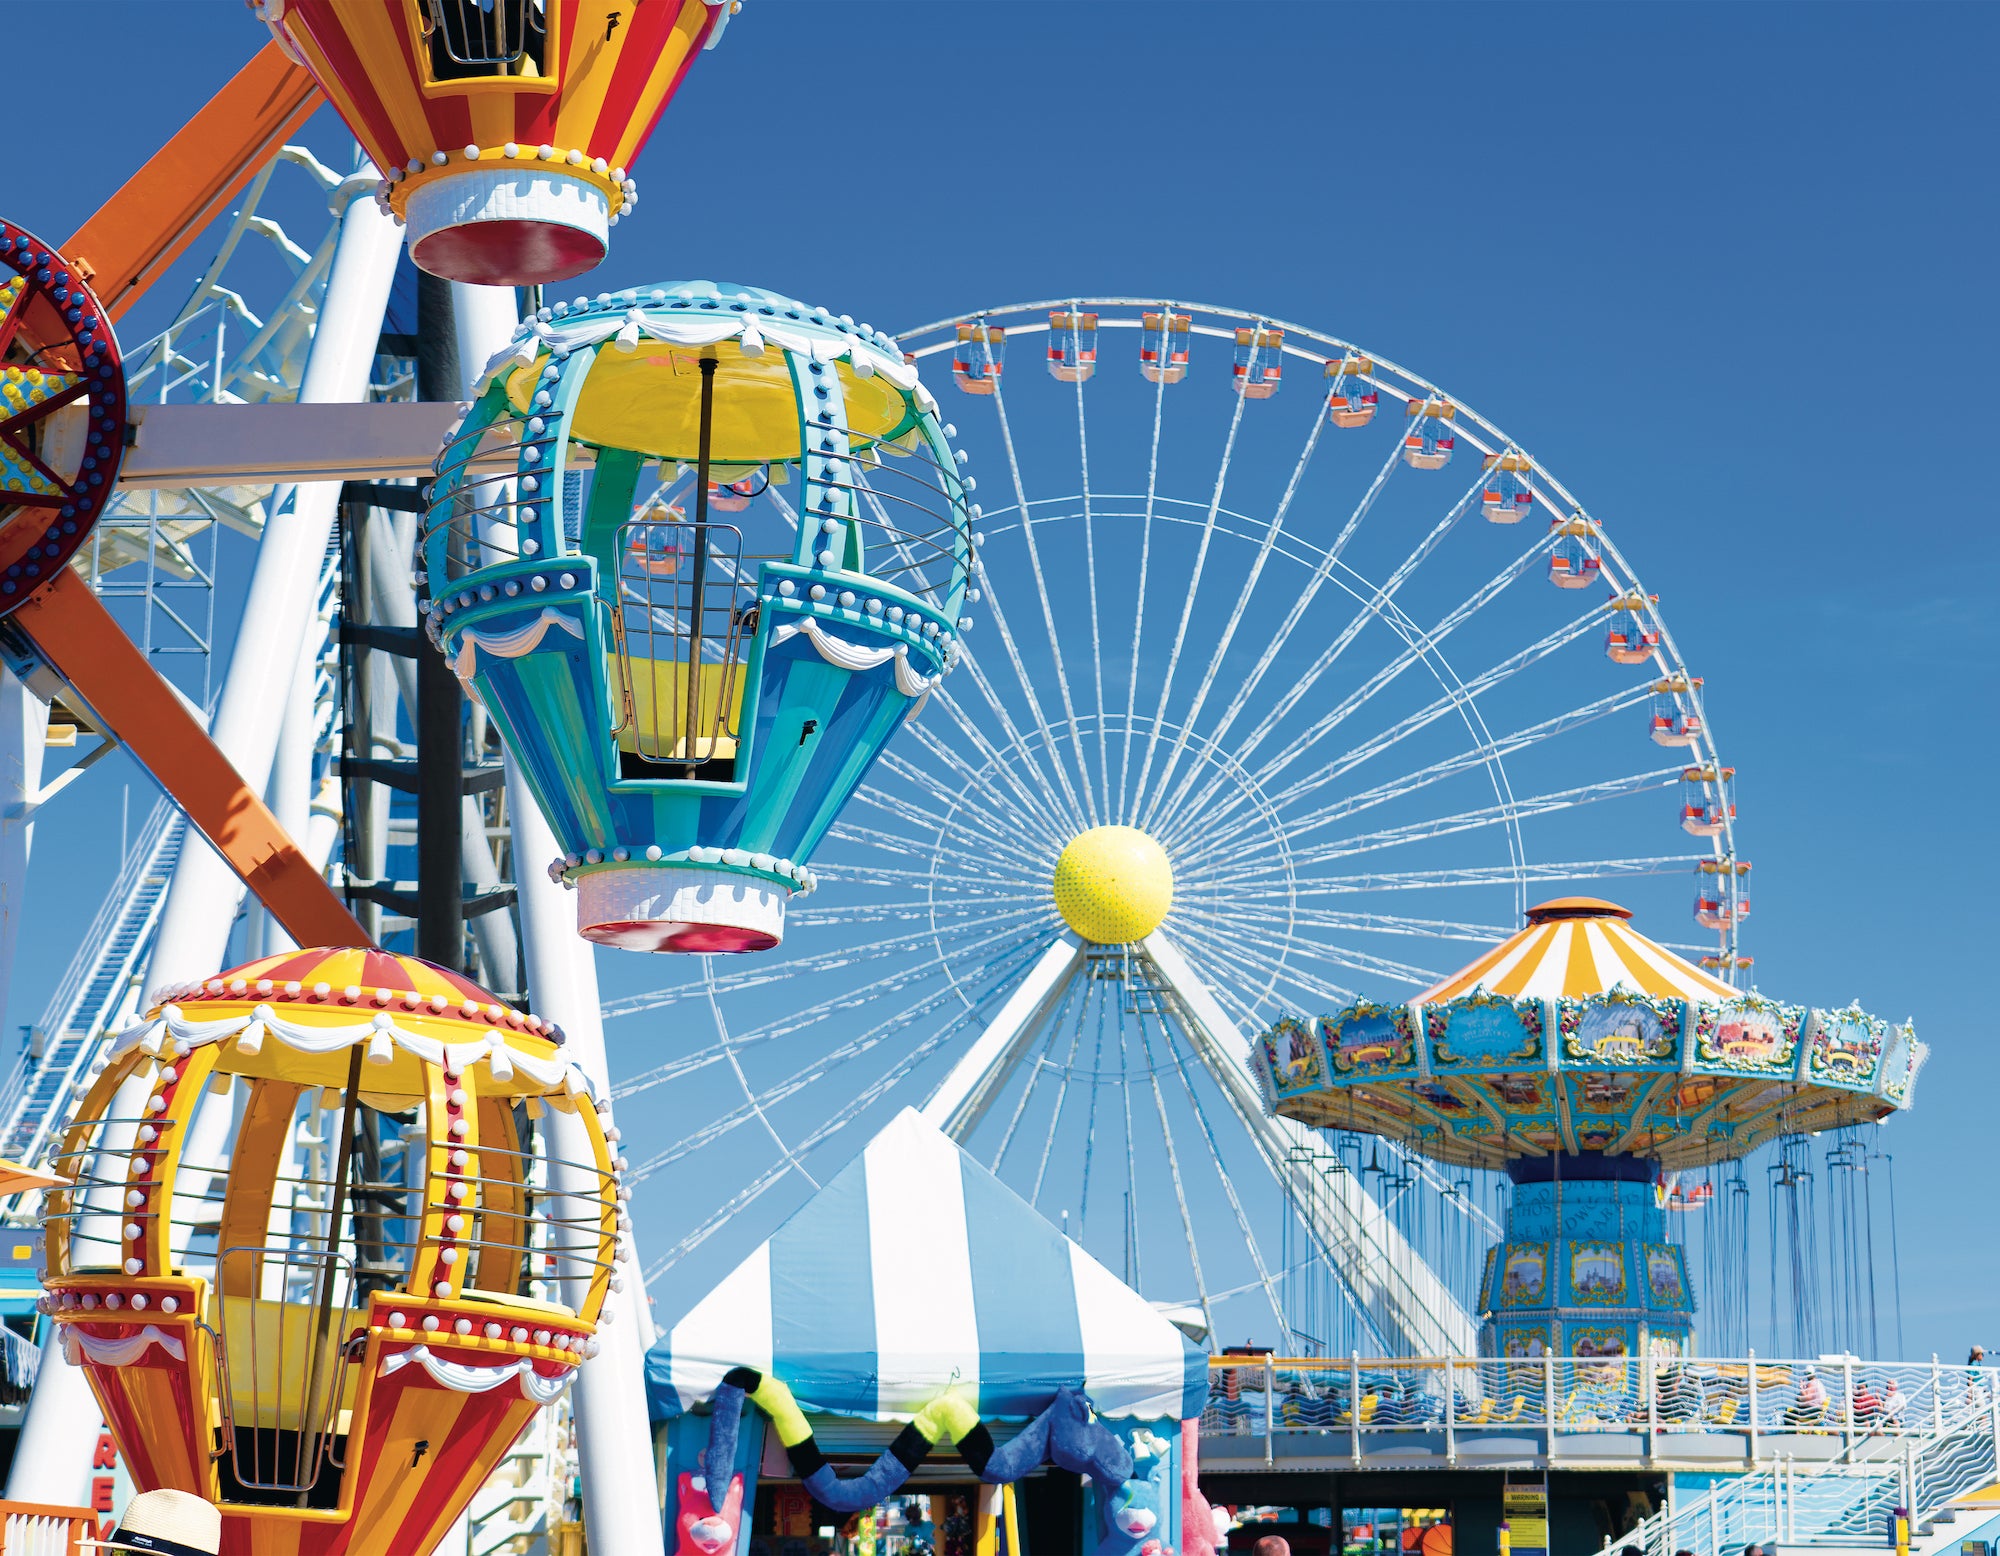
{"left": 576, "top": 865, "right": 787, "bottom": 953}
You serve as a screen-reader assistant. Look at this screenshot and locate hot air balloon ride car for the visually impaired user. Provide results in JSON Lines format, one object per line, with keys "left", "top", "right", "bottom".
{"left": 254, "top": 0, "right": 737, "bottom": 284}
{"left": 421, "top": 283, "right": 973, "bottom": 953}
{"left": 39, "top": 949, "right": 624, "bottom": 1556}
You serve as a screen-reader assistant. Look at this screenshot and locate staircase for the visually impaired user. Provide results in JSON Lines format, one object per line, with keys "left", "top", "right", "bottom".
{"left": 1606, "top": 1398, "right": 2000, "bottom": 1556}
{"left": 0, "top": 799, "right": 183, "bottom": 1177}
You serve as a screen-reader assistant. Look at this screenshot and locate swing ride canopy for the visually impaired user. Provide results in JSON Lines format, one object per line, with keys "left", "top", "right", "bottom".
{"left": 646, "top": 1108, "right": 1209, "bottom": 1423}
{"left": 1252, "top": 898, "right": 1926, "bottom": 1172}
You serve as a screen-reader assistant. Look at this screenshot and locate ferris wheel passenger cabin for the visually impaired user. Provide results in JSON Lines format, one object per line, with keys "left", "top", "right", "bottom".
{"left": 1648, "top": 675, "right": 1704, "bottom": 745}
{"left": 1047, "top": 311, "right": 1098, "bottom": 382}
{"left": 1324, "top": 354, "right": 1379, "bottom": 427}
{"left": 1231, "top": 327, "right": 1284, "bottom": 398}
{"left": 952, "top": 323, "right": 1004, "bottom": 394}
{"left": 1603, "top": 594, "right": 1661, "bottom": 663}
{"left": 1546, "top": 514, "right": 1602, "bottom": 588}
{"left": 1403, "top": 397, "right": 1456, "bottom": 468}
{"left": 1481, "top": 450, "right": 1535, "bottom": 521}
{"left": 1694, "top": 859, "right": 1751, "bottom": 928}
{"left": 1679, "top": 764, "right": 1736, "bottom": 836}
{"left": 1140, "top": 310, "right": 1192, "bottom": 383}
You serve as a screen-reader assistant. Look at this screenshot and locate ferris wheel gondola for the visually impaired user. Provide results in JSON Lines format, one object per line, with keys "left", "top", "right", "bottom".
{"left": 602, "top": 296, "right": 1750, "bottom": 1358}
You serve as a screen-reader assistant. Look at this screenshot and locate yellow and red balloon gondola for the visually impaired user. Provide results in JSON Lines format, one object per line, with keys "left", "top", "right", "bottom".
{"left": 41, "top": 949, "right": 624, "bottom": 1556}
{"left": 256, "top": 0, "right": 737, "bottom": 283}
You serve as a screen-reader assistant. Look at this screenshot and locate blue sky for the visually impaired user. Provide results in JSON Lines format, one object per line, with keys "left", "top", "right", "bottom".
{"left": 5, "top": 4, "right": 1995, "bottom": 1361}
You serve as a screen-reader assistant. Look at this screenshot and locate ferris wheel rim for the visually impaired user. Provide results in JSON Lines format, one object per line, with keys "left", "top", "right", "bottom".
{"left": 892, "top": 294, "right": 1742, "bottom": 946}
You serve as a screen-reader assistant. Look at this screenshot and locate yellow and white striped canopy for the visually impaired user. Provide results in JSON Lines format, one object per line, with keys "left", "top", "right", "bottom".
{"left": 1417, "top": 898, "right": 1739, "bottom": 1005}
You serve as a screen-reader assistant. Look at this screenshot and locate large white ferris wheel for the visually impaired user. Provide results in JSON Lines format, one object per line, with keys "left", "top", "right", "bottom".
{"left": 600, "top": 297, "right": 1749, "bottom": 1356}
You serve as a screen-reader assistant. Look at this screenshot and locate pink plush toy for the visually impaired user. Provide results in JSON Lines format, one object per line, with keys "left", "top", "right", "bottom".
{"left": 676, "top": 1471, "right": 745, "bottom": 1556}
{"left": 1180, "top": 1419, "right": 1219, "bottom": 1556}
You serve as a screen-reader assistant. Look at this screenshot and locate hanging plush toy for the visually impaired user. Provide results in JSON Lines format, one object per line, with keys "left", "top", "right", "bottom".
{"left": 1178, "top": 1419, "right": 1219, "bottom": 1556}
{"left": 675, "top": 1471, "right": 745, "bottom": 1556}
{"left": 1094, "top": 1426, "right": 1177, "bottom": 1556}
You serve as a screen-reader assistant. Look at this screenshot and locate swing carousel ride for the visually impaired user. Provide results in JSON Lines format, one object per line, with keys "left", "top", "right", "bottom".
{"left": 0, "top": 3, "right": 1942, "bottom": 1553}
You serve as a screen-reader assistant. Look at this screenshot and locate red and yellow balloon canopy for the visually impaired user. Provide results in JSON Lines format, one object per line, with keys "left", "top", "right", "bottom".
{"left": 42, "top": 948, "right": 628, "bottom": 1556}
{"left": 257, "top": 0, "right": 736, "bottom": 283}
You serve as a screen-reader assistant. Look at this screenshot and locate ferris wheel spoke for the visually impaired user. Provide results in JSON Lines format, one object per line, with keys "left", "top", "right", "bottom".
{"left": 1134, "top": 1010, "right": 1218, "bottom": 1339}
{"left": 1195, "top": 915, "right": 1445, "bottom": 989}
{"left": 1162, "top": 434, "right": 1410, "bottom": 829}
{"left": 1179, "top": 668, "right": 1646, "bottom": 864}
{"left": 826, "top": 812, "right": 1042, "bottom": 880}
{"left": 989, "top": 973, "right": 1083, "bottom": 1175}
{"left": 611, "top": 920, "right": 1049, "bottom": 1098}
{"left": 832, "top": 858, "right": 1041, "bottom": 896}
{"left": 1137, "top": 405, "right": 1329, "bottom": 832}
{"left": 603, "top": 907, "right": 1037, "bottom": 1024}
{"left": 1205, "top": 767, "right": 1685, "bottom": 888}
{"left": 1221, "top": 469, "right": 1489, "bottom": 784}
{"left": 1291, "top": 854, "right": 1705, "bottom": 896}
{"left": 1028, "top": 974, "right": 1097, "bottom": 1208}
{"left": 630, "top": 949, "right": 1041, "bottom": 1187}
{"left": 841, "top": 782, "right": 1046, "bottom": 875}
{"left": 1171, "top": 920, "right": 1357, "bottom": 1010}
{"left": 891, "top": 713, "right": 1073, "bottom": 853}
{"left": 1118, "top": 335, "right": 1175, "bottom": 823}
{"left": 1129, "top": 380, "right": 1253, "bottom": 827}
{"left": 939, "top": 649, "right": 1086, "bottom": 840}
{"left": 1156, "top": 1006, "right": 1289, "bottom": 1335}
{"left": 989, "top": 381, "right": 1101, "bottom": 828}
{"left": 1071, "top": 348, "right": 1114, "bottom": 823}
{"left": 797, "top": 899, "right": 1046, "bottom": 929}
{"left": 964, "top": 528, "right": 1091, "bottom": 830}
{"left": 1220, "top": 906, "right": 1518, "bottom": 943}
{"left": 851, "top": 469, "right": 945, "bottom": 608}
{"left": 1185, "top": 518, "right": 1548, "bottom": 844}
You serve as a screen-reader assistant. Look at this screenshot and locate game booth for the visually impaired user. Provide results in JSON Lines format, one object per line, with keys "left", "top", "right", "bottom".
{"left": 646, "top": 1109, "right": 1216, "bottom": 1555}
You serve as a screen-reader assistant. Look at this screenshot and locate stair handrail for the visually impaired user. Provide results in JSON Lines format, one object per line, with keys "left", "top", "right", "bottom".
{"left": 1598, "top": 1376, "right": 1999, "bottom": 1556}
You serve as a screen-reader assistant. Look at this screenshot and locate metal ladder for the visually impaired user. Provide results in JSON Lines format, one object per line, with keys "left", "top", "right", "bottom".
{"left": 0, "top": 799, "right": 183, "bottom": 1174}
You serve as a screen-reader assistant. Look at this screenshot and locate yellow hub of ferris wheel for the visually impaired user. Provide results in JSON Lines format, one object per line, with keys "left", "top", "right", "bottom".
{"left": 1052, "top": 825, "right": 1174, "bottom": 944}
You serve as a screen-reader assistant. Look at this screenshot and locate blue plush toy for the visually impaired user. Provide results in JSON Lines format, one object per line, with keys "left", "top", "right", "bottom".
{"left": 1093, "top": 1426, "right": 1176, "bottom": 1556}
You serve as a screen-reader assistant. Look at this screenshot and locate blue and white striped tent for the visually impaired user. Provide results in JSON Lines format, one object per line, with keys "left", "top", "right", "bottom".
{"left": 646, "top": 1108, "right": 1209, "bottom": 1423}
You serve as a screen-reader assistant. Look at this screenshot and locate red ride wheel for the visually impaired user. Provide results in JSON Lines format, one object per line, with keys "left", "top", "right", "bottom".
{"left": 0, "top": 220, "right": 125, "bottom": 615}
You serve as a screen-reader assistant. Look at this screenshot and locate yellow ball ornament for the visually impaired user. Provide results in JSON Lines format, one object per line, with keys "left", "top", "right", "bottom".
{"left": 1051, "top": 826, "right": 1175, "bottom": 945}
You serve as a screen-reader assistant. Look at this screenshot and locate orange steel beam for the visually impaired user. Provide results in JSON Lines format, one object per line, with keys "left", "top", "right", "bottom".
{"left": 64, "top": 42, "right": 322, "bottom": 321}
{"left": 15, "top": 570, "right": 371, "bottom": 949}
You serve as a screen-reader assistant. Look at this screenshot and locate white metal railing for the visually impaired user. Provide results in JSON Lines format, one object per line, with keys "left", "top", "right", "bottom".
{"left": 1599, "top": 1407, "right": 2000, "bottom": 1556}
{"left": 1202, "top": 1354, "right": 2000, "bottom": 1468}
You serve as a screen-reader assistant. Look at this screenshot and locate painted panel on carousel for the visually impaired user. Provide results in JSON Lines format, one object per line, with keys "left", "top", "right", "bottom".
{"left": 1559, "top": 990, "right": 1681, "bottom": 1070}
{"left": 1568, "top": 1326, "right": 1631, "bottom": 1360}
{"left": 1642, "top": 1244, "right": 1690, "bottom": 1311}
{"left": 1494, "top": 1322, "right": 1552, "bottom": 1359}
{"left": 1317, "top": 1003, "right": 1419, "bottom": 1078}
{"left": 257, "top": 0, "right": 738, "bottom": 283}
{"left": 1690, "top": 994, "right": 1801, "bottom": 1077}
{"left": 1877, "top": 1021, "right": 1924, "bottom": 1105}
{"left": 1259, "top": 1016, "right": 1323, "bottom": 1097}
{"left": 422, "top": 283, "right": 972, "bottom": 952}
{"left": 1477, "top": 1247, "right": 1498, "bottom": 1313}
{"left": 1427, "top": 991, "right": 1543, "bottom": 1070}
{"left": 1808, "top": 1005, "right": 1886, "bottom": 1088}
{"left": 1567, "top": 1242, "right": 1629, "bottom": 1306}
{"left": 39, "top": 950, "right": 624, "bottom": 1556}
{"left": 1497, "top": 1243, "right": 1549, "bottom": 1308}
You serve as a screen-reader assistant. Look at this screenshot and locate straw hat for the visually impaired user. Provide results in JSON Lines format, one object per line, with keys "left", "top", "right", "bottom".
{"left": 83, "top": 1490, "right": 222, "bottom": 1556}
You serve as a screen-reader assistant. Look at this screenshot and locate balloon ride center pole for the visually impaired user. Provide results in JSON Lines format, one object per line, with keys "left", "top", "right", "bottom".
{"left": 301, "top": 1042, "right": 365, "bottom": 1507}
{"left": 682, "top": 355, "right": 717, "bottom": 776}
{"left": 416, "top": 273, "right": 466, "bottom": 970}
